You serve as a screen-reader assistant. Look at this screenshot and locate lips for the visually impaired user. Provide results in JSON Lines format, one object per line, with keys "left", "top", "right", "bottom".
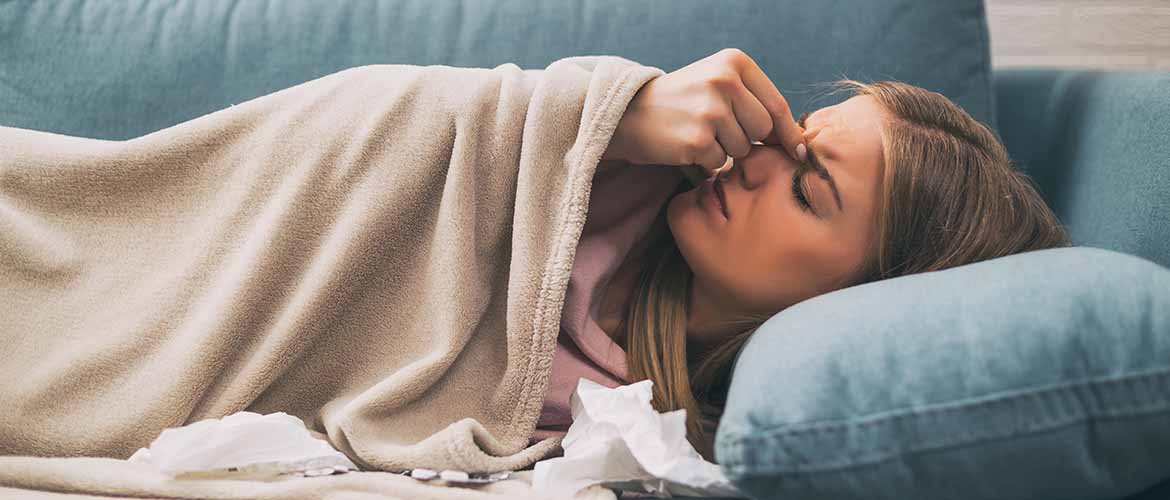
{"left": 700, "top": 176, "right": 730, "bottom": 219}
{"left": 713, "top": 177, "right": 729, "bottom": 219}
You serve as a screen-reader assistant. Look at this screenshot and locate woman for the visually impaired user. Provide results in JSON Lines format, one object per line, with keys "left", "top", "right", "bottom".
{"left": 0, "top": 49, "right": 1066, "bottom": 475}
{"left": 534, "top": 49, "right": 1069, "bottom": 461}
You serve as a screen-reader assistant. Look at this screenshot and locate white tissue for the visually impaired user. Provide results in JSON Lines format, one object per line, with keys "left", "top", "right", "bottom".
{"left": 127, "top": 411, "right": 357, "bottom": 478}
{"left": 532, "top": 379, "right": 744, "bottom": 498}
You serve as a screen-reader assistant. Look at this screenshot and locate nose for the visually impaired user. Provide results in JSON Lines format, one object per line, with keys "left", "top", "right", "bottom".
{"left": 735, "top": 144, "right": 795, "bottom": 190}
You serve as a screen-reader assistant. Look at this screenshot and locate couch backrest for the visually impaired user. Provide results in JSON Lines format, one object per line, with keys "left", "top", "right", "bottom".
{"left": 995, "top": 70, "right": 1170, "bottom": 269}
{"left": 6, "top": 2, "right": 1163, "bottom": 268}
{"left": 0, "top": 0, "right": 994, "bottom": 141}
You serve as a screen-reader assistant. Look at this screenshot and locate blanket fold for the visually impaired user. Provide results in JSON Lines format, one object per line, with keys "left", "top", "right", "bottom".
{"left": 0, "top": 55, "right": 665, "bottom": 498}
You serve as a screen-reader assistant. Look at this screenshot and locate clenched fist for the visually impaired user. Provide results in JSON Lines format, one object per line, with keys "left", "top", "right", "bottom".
{"left": 602, "top": 48, "right": 807, "bottom": 175}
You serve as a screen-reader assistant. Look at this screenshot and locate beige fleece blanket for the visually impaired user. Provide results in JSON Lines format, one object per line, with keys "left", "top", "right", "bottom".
{"left": 0, "top": 55, "right": 665, "bottom": 499}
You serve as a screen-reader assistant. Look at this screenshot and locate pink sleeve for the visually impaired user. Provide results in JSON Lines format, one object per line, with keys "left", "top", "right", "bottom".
{"left": 532, "top": 163, "right": 686, "bottom": 440}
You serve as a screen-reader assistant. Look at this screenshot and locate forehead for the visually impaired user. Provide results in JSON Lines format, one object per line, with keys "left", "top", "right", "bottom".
{"left": 808, "top": 94, "right": 886, "bottom": 234}
{"left": 808, "top": 95, "right": 886, "bottom": 149}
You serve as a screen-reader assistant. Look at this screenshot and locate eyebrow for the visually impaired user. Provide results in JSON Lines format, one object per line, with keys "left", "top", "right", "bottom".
{"left": 798, "top": 111, "right": 845, "bottom": 213}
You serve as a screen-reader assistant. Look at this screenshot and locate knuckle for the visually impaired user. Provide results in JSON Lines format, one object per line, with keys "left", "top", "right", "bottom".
{"left": 706, "top": 72, "right": 737, "bottom": 91}
{"left": 747, "top": 123, "right": 771, "bottom": 141}
{"left": 718, "top": 47, "right": 748, "bottom": 62}
{"left": 694, "top": 101, "right": 724, "bottom": 122}
{"left": 718, "top": 48, "right": 750, "bottom": 70}
{"left": 697, "top": 109, "right": 723, "bottom": 124}
{"left": 683, "top": 131, "right": 712, "bottom": 154}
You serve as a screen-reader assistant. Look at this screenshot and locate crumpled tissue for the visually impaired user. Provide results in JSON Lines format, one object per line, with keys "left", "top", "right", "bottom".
{"left": 532, "top": 379, "right": 744, "bottom": 498}
{"left": 127, "top": 411, "right": 358, "bottom": 478}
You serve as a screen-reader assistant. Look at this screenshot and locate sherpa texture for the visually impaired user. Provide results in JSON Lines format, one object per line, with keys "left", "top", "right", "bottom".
{"left": 0, "top": 55, "right": 664, "bottom": 499}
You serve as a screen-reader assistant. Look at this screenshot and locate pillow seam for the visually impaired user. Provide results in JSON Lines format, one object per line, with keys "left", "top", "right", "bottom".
{"left": 727, "top": 365, "right": 1170, "bottom": 436}
{"left": 724, "top": 408, "right": 1170, "bottom": 477}
{"left": 720, "top": 366, "right": 1170, "bottom": 473}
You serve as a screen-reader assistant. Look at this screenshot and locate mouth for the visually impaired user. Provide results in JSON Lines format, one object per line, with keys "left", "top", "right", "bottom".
{"left": 699, "top": 176, "right": 730, "bottom": 220}
{"left": 714, "top": 177, "right": 729, "bottom": 219}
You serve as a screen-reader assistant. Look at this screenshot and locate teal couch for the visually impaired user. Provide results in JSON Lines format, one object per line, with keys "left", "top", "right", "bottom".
{"left": 995, "top": 70, "right": 1169, "bottom": 270}
{"left": 2, "top": 0, "right": 1167, "bottom": 498}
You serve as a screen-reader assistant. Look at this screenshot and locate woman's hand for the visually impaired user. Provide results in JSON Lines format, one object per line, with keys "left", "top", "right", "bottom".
{"left": 602, "top": 48, "right": 807, "bottom": 175}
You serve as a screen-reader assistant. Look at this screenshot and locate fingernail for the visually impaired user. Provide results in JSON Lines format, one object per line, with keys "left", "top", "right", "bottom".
{"left": 795, "top": 143, "right": 808, "bottom": 163}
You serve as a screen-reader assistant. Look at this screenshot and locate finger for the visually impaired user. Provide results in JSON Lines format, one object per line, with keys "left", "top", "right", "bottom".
{"left": 713, "top": 104, "right": 753, "bottom": 160}
{"left": 731, "top": 53, "right": 806, "bottom": 160}
{"left": 722, "top": 75, "right": 774, "bottom": 144}
{"left": 697, "top": 143, "right": 730, "bottom": 175}
{"left": 718, "top": 155, "right": 734, "bottom": 172}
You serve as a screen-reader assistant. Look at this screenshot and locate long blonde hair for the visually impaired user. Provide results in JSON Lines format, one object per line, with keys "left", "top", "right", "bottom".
{"left": 625, "top": 81, "right": 1071, "bottom": 461}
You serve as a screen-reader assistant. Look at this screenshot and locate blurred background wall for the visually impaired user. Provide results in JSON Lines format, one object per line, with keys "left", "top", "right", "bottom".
{"left": 986, "top": 0, "right": 1170, "bottom": 70}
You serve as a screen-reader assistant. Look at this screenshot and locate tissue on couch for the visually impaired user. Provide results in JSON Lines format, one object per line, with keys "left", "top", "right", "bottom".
{"left": 532, "top": 379, "right": 743, "bottom": 498}
{"left": 127, "top": 411, "right": 357, "bottom": 478}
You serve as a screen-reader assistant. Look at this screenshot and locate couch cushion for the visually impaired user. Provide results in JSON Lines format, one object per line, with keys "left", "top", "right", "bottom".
{"left": 0, "top": 0, "right": 994, "bottom": 140}
{"left": 995, "top": 70, "right": 1170, "bottom": 269}
{"left": 717, "top": 247, "right": 1170, "bottom": 500}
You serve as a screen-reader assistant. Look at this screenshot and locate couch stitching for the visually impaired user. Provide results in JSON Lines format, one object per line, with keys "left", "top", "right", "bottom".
{"left": 720, "top": 367, "right": 1170, "bottom": 473}
{"left": 733, "top": 366, "right": 1170, "bottom": 434}
{"left": 724, "top": 408, "right": 1170, "bottom": 476}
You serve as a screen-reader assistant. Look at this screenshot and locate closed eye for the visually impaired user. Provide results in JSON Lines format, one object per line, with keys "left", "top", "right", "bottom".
{"left": 793, "top": 111, "right": 815, "bottom": 213}
{"left": 791, "top": 165, "right": 815, "bottom": 214}
{"left": 795, "top": 110, "right": 840, "bottom": 214}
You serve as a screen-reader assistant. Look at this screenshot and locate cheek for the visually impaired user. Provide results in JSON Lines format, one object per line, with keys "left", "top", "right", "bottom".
{"left": 669, "top": 190, "right": 784, "bottom": 306}
{"left": 666, "top": 192, "right": 706, "bottom": 263}
{"left": 726, "top": 229, "right": 809, "bottom": 309}
{"left": 668, "top": 188, "right": 844, "bottom": 312}
{"left": 667, "top": 192, "right": 725, "bottom": 284}
{"left": 729, "top": 200, "right": 832, "bottom": 309}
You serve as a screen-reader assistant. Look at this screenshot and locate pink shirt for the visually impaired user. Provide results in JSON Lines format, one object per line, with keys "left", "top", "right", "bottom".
{"left": 531, "top": 162, "right": 686, "bottom": 443}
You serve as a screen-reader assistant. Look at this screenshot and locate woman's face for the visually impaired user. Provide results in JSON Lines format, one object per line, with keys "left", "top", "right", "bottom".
{"left": 666, "top": 95, "right": 887, "bottom": 340}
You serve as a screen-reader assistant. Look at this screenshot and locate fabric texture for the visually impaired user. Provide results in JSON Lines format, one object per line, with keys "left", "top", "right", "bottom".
{"left": 533, "top": 163, "right": 685, "bottom": 440}
{"left": 0, "top": 0, "right": 995, "bottom": 141}
{"left": 0, "top": 460, "right": 619, "bottom": 500}
{"left": 716, "top": 247, "right": 1170, "bottom": 500}
{"left": 0, "top": 56, "right": 665, "bottom": 499}
{"left": 994, "top": 69, "right": 1170, "bottom": 269}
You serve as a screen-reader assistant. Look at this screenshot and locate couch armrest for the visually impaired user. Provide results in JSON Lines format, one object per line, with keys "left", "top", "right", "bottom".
{"left": 993, "top": 68, "right": 1170, "bottom": 269}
